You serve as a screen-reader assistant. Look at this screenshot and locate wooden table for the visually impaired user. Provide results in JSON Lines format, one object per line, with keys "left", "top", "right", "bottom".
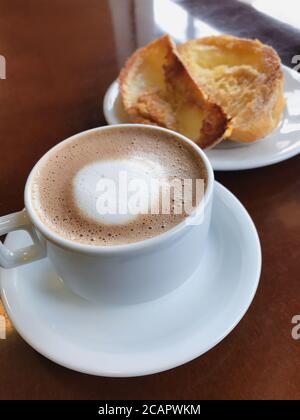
{"left": 0, "top": 0, "right": 299, "bottom": 400}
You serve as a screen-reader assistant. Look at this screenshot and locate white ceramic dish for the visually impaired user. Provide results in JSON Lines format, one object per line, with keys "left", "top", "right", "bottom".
{"left": 103, "top": 66, "right": 300, "bottom": 171}
{"left": 0, "top": 182, "right": 261, "bottom": 377}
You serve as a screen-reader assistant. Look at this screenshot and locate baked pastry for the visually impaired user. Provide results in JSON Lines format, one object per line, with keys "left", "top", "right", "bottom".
{"left": 178, "top": 35, "right": 285, "bottom": 142}
{"left": 119, "top": 35, "right": 231, "bottom": 149}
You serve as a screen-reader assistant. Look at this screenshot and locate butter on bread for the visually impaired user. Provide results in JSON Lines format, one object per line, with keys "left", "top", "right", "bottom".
{"left": 178, "top": 35, "right": 285, "bottom": 143}
{"left": 119, "top": 35, "right": 231, "bottom": 149}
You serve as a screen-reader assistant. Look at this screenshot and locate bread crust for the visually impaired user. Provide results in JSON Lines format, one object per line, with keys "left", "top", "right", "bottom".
{"left": 178, "top": 35, "right": 285, "bottom": 142}
{"left": 119, "top": 35, "right": 231, "bottom": 149}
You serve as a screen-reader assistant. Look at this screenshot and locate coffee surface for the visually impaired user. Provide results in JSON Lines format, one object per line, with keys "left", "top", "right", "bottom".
{"left": 32, "top": 126, "right": 207, "bottom": 245}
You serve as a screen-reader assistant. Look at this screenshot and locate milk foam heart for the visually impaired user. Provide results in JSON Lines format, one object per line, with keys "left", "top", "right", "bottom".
{"left": 73, "top": 158, "right": 165, "bottom": 225}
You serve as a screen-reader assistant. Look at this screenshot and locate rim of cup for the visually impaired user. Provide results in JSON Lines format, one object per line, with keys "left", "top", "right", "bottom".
{"left": 24, "top": 124, "right": 214, "bottom": 255}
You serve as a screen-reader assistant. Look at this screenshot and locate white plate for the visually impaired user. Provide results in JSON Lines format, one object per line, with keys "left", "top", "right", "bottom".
{"left": 103, "top": 66, "right": 300, "bottom": 171}
{"left": 0, "top": 182, "right": 261, "bottom": 377}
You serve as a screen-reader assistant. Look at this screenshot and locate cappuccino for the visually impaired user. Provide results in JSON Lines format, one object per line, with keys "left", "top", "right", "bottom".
{"left": 31, "top": 126, "right": 207, "bottom": 245}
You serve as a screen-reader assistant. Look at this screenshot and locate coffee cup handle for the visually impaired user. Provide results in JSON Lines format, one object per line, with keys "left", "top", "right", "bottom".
{"left": 0, "top": 210, "right": 46, "bottom": 269}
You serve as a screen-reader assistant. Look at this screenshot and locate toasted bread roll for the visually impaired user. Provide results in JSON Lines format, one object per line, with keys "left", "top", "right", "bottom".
{"left": 178, "top": 35, "right": 285, "bottom": 142}
{"left": 119, "top": 35, "right": 231, "bottom": 149}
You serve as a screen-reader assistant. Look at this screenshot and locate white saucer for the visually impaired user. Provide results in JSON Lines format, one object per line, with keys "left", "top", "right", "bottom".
{"left": 103, "top": 65, "right": 300, "bottom": 171}
{"left": 0, "top": 182, "right": 261, "bottom": 377}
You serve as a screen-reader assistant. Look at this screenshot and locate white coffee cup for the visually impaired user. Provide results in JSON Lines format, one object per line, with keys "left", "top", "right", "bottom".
{"left": 0, "top": 125, "right": 214, "bottom": 304}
